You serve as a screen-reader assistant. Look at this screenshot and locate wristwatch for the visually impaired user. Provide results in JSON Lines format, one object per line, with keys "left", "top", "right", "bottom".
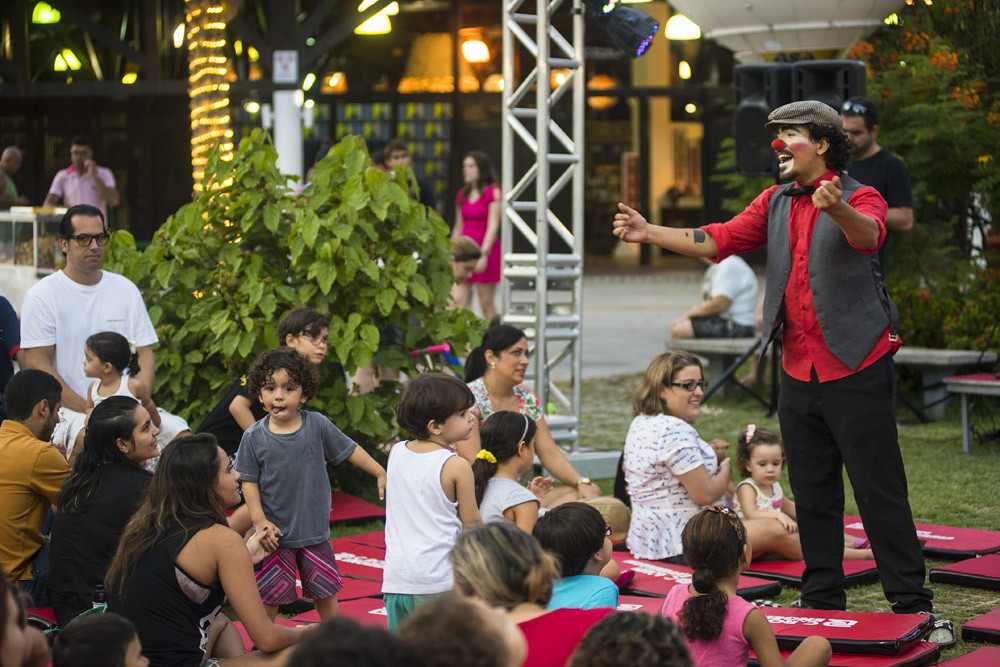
{"left": 575, "top": 477, "right": 592, "bottom": 487}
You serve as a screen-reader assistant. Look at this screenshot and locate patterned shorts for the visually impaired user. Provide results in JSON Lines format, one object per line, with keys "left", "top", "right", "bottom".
{"left": 255, "top": 540, "right": 344, "bottom": 606}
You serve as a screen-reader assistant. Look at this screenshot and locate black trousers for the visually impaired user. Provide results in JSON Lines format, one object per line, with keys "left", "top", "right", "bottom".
{"left": 778, "top": 353, "right": 932, "bottom": 613}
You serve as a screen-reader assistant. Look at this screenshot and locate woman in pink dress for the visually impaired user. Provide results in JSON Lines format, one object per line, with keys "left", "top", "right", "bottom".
{"left": 452, "top": 150, "right": 501, "bottom": 322}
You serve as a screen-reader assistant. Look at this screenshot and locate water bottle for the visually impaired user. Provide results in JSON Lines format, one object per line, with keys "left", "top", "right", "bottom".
{"left": 92, "top": 584, "right": 107, "bottom": 609}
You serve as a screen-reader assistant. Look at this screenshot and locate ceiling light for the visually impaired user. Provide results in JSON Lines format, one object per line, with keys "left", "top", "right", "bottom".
{"left": 61, "top": 49, "right": 82, "bottom": 71}
{"left": 173, "top": 23, "right": 185, "bottom": 49}
{"left": 244, "top": 101, "right": 260, "bottom": 113}
{"left": 678, "top": 61, "right": 691, "bottom": 80}
{"left": 302, "top": 72, "right": 316, "bottom": 90}
{"left": 685, "top": 103, "right": 697, "bottom": 114}
{"left": 355, "top": 1, "right": 399, "bottom": 35}
{"left": 32, "top": 2, "right": 61, "bottom": 24}
{"left": 665, "top": 14, "right": 700, "bottom": 40}
{"left": 462, "top": 39, "right": 490, "bottom": 63}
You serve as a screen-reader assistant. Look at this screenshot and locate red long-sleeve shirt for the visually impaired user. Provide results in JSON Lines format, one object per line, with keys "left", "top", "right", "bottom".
{"left": 702, "top": 170, "right": 892, "bottom": 382}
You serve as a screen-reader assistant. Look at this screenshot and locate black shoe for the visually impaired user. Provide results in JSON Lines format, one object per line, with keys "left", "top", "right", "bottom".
{"left": 918, "top": 612, "right": 956, "bottom": 647}
{"left": 752, "top": 599, "right": 781, "bottom": 608}
{"left": 790, "top": 599, "right": 816, "bottom": 609}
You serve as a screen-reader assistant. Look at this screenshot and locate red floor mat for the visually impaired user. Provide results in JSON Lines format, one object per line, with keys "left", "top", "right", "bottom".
{"left": 330, "top": 540, "right": 386, "bottom": 581}
{"left": 937, "top": 646, "right": 1000, "bottom": 665}
{"left": 291, "top": 597, "right": 388, "bottom": 629}
{"left": 961, "top": 606, "right": 1000, "bottom": 644}
{"left": 744, "top": 559, "right": 879, "bottom": 587}
{"left": 929, "top": 554, "right": 1000, "bottom": 590}
{"left": 761, "top": 608, "right": 931, "bottom": 655}
{"left": 344, "top": 530, "right": 386, "bottom": 549}
{"left": 751, "top": 641, "right": 939, "bottom": 666}
{"left": 609, "top": 551, "right": 781, "bottom": 599}
{"left": 844, "top": 516, "right": 1000, "bottom": 560}
{"left": 329, "top": 492, "right": 385, "bottom": 523}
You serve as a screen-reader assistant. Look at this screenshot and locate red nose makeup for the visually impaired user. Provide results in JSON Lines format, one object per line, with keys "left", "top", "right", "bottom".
{"left": 771, "top": 139, "right": 786, "bottom": 151}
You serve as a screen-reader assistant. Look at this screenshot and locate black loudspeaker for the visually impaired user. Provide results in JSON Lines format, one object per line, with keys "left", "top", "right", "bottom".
{"left": 791, "top": 60, "right": 866, "bottom": 108}
{"left": 734, "top": 63, "right": 791, "bottom": 177}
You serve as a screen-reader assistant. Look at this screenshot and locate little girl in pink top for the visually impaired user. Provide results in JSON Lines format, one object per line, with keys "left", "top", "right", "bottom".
{"left": 661, "top": 507, "right": 832, "bottom": 667}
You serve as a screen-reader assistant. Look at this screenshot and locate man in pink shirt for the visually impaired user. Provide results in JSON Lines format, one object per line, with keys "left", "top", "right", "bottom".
{"left": 43, "top": 135, "right": 119, "bottom": 220}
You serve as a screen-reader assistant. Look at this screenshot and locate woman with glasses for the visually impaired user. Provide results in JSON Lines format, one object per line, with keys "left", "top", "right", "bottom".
{"left": 458, "top": 325, "right": 601, "bottom": 508}
{"left": 624, "top": 351, "right": 800, "bottom": 563}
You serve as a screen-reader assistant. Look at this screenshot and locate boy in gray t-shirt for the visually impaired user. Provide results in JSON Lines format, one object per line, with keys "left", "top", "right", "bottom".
{"left": 235, "top": 348, "right": 386, "bottom": 621}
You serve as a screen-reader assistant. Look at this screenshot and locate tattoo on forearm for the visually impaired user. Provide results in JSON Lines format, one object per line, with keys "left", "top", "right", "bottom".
{"left": 693, "top": 229, "right": 706, "bottom": 244}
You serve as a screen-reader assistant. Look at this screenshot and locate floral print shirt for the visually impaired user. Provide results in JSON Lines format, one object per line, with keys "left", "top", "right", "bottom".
{"left": 467, "top": 378, "right": 543, "bottom": 423}
{"left": 623, "top": 413, "right": 722, "bottom": 559}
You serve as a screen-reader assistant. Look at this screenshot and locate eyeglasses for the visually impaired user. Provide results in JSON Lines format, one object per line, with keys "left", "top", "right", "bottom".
{"left": 668, "top": 379, "right": 708, "bottom": 393}
{"left": 841, "top": 101, "right": 868, "bottom": 116}
{"left": 63, "top": 233, "right": 110, "bottom": 247}
{"left": 605, "top": 524, "right": 613, "bottom": 537}
{"left": 300, "top": 333, "right": 329, "bottom": 347}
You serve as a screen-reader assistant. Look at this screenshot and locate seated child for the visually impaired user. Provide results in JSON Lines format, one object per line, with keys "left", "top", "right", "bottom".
{"left": 397, "top": 591, "right": 528, "bottom": 667}
{"left": 570, "top": 612, "right": 693, "bottom": 667}
{"left": 197, "top": 306, "right": 335, "bottom": 456}
{"left": 533, "top": 502, "right": 618, "bottom": 610}
{"left": 735, "top": 425, "right": 874, "bottom": 560}
{"left": 661, "top": 507, "right": 832, "bottom": 667}
{"left": 288, "top": 616, "right": 420, "bottom": 667}
{"left": 382, "top": 373, "right": 482, "bottom": 630}
{"left": 473, "top": 411, "right": 551, "bottom": 531}
{"left": 235, "top": 348, "right": 387, "bottom": 621}
{"left": 52, "top": 612, "right": 147, "bottom": 667}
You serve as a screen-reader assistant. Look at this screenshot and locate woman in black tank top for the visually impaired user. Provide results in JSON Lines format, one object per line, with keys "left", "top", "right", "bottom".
{"left": 105, "top": 434, "right": 311, "bottom": 666}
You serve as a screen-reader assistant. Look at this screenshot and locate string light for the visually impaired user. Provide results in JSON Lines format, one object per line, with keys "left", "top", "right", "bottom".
{"left": 186, "top": 0, "right": 233, "bottom": 190}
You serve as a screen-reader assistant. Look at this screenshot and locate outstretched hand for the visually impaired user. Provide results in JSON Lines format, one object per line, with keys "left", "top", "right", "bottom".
{"left": 612, "top": 203, "right": 649, "bottom": 244}
{"left": 812, "top": 175, "right": 844, "bottom": 211}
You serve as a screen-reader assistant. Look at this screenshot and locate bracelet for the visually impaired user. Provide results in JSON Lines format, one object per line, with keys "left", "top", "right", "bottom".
{"left": 575, "top": 477, "right": 591, "bottom": 487}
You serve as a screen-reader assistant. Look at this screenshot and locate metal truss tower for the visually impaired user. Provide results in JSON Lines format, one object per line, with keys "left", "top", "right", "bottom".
{"left": 500, "top": 0, "right": 585, "bottom": 450}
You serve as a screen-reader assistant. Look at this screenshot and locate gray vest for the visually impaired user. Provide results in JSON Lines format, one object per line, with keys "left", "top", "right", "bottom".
{"left": 760, "top": 174, "right": 898, "bottom": 371}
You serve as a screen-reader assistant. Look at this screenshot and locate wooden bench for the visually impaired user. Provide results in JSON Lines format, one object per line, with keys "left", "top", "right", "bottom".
{"left": 667, "top": 339, "right": 997, "bottom": 419}
{"left": 943, "top": 374, "right": 1000, "bottom": 452}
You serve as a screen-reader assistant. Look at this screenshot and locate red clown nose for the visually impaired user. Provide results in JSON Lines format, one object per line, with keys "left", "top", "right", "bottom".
{"left": 771, "top": 139, "right": 786, "bottom": 151}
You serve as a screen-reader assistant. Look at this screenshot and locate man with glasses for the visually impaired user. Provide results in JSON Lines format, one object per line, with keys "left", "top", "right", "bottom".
{"left": 43, "top": 135, "right": 119, "bottom": 221}
{"left": 840, "top": 96, "right": 913, "bottom": 277}
{"left": 19, "top": 204, "right": 188, "bottom": 457}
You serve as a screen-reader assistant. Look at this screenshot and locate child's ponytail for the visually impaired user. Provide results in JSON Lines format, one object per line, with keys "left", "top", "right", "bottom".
{"left": 677, "top": 507, "right": 749, "bottom": 641}
{"left": 473, "top": 411, "right": 537, "bottom": 505}
{"left": 679, "top": 564, "right": 729, "bottom": 641}
{"left": 86, "top": 331, "right": 141, "bottom": 377}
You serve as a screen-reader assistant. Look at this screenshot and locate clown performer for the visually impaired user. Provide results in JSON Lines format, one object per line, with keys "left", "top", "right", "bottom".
{"left": 610, "top": 101, "right": 951, "bottom": 641}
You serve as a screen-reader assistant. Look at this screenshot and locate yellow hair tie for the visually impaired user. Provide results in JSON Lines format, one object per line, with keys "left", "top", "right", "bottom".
{"left": 476, "top": 449, "right": 497, "bottom": 464}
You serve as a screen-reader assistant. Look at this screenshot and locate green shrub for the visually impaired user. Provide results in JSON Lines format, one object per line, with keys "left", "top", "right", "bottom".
{"left": 104, "top": 130, "right": 484, "bottom": 450}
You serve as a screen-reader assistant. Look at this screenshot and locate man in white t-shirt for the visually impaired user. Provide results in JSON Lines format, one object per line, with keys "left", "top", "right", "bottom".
{"left": 20, "top": 204, "right": 187, "bottom": 457}
{"left": 670, "top": 255, "right": 759, "bottom": 339}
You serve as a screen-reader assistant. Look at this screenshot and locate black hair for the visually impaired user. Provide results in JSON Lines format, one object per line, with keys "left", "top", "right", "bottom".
{"left": 59, "top": 204, "right": 106, "bottom": 237}
{"left": 472, "top": 411, "right": 538, "bottom": 505}
{"left": 843, "top": 95, "right": 878, "bottom": 131}
{"left": 460, "top": 150, "right": 498, "bottom": 202}
{"left": 86, "top": 331, "right": 140, "bottom": 377}
{"left": 385, "top": 137, "right": 408, "bottom": 156}
{"left": 4, "top": 368, "right": 61, "bottom": 422}
{"left": 59, "top": 396, "right": 144, "bottom": 514}
{"left": 397, "top": 592, "right": 511, "bottom": 667}
{"left": 464, "top": 325, "right": 527, "bottom": 382}
{"left": 571, "top": 612, "right": 693, "bottom": 667}
{"left": 677, "top": 508, "right": 748, "bottom": 642}
{"left": 70, "top": 135, "right": 93, "bottom": 150}
{"left": 52, "top": 612, "right": 138, "bottom": 667}
{"left": 735, "top": 426, "right": 783, "bottom": 478}
{"left": 533, "top": 502, "right": 606, "bottom": 577}
{"left": 395, "top": 373, "right": 474, "bottom": 440}
{"left": 289, "top": 616, "right": 422, "bottom": 667}
{"left": 277, "top": 306, "right": 330, "bottom": 345}
{"left": 246, "top": 347, "right": 320, "bottom": 401}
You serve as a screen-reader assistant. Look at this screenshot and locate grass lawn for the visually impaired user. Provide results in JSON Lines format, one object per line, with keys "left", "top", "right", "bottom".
{"left": 330, "top": 371, "right": 1000, "bottom": 660}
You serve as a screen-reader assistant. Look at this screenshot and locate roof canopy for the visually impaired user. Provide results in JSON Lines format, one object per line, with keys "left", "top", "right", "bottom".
{"left": 667, "top": 0, "right": 905, "bottom": 62}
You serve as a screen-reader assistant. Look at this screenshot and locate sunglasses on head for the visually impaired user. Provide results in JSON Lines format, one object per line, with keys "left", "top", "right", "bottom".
{"left": 841, "top": 101, "right": 868, "bottom": 116}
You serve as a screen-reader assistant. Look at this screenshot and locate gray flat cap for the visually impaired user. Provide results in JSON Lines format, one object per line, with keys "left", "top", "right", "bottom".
{"left": 765, "top": 100, "right": 842, "bottom": 131}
